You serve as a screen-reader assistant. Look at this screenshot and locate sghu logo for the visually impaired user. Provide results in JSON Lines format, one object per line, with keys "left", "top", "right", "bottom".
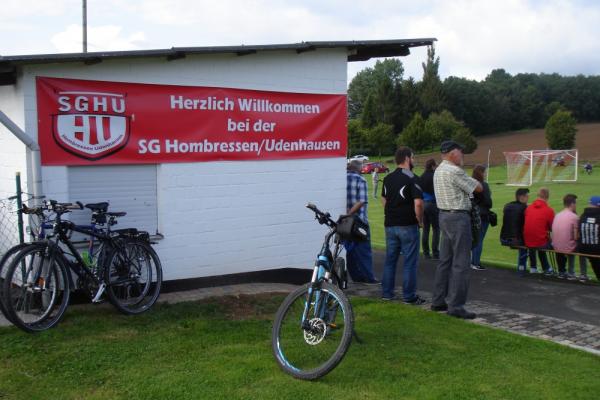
{"left": 52, "top": 91, "right": 130, "bottom": 161}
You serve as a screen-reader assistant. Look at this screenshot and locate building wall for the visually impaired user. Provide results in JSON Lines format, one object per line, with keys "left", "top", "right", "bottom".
{"left": 20, "top": 49, "right": 348, "bottom": 280}
{"left": 0, "top": 76, "right": 27, "bottom": 199}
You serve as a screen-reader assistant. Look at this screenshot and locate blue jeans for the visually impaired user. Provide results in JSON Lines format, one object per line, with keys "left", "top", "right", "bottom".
{"left": 471, "top": 220, "right": 489, "bottom": 266}
{"left": 345, "top": 227, "right": 376, "bottom": 282}
{"left": 517, "top": 248, "right": 536, "bottom": 274}
{"left": 381, "top": 225, "right": 420, "bottom": 300}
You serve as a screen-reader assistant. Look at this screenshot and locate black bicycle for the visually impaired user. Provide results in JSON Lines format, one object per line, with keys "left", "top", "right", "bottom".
{"left": 271, "top": 203, "right": 355, "bottom": 380}
{"left": 1, "top": 200, "right": 162, "bottom": 333}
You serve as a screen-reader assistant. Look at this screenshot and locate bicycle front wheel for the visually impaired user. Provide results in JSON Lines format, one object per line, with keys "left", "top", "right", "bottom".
{"left": 104, "top": 239, "right": 162, "bottom": 315}
{"left": 272, "top": 282, "right": 354, "bottom": 380}
{"left": 2, "top": 243, "right": 70, "bottom": 333}
{"left": 0, "top": 243, "right": 33, "bottom": 324}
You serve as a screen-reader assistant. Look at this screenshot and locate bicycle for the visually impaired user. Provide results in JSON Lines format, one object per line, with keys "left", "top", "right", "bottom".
{"left": 271, "top": 203, "right": 356, "bottom": 380}
{"left": 1, "top": 200, "right": 162, "bottom": 333}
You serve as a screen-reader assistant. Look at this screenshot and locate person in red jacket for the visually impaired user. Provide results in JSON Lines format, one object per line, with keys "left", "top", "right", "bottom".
{"left": 523, "top": 187, "right": 555, "bottom": 275}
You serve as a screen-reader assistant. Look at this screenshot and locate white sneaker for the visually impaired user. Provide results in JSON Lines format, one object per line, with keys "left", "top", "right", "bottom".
{"left": 530, "top": 267, "right": 539, "bottom": 274}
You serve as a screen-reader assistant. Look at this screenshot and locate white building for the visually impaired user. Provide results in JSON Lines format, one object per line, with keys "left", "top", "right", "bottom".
{"left": 0, "top": 39, "right": 433, "bottom": 286}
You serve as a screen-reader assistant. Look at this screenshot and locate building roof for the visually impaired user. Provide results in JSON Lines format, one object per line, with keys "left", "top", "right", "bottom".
{"left": 0, "top": 39, "right": 435, "bottom": 85}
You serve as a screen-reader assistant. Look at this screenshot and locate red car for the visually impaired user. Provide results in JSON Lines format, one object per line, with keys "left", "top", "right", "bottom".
{"left": 361, "top": 162, "right": 389, "bottom": 174}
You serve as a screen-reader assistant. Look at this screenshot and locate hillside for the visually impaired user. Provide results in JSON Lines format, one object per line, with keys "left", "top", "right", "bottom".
{"left": 464, "top": 123, "right": 600, "bottom": 166}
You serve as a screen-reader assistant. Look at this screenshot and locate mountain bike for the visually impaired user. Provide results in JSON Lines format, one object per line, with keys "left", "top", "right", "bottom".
{"left": 1, "top": 200, "right": 162, "bottom": 333}
{"left": 271, "top": 203, "right": 354, "bottom": 380}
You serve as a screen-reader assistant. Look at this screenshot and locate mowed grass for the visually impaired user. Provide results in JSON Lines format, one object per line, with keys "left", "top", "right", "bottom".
{"left": 1, "top": 296, "right": 599, "bottom": 400}
{"left": 366, "top": 158, "right": 598, "bottom": 275}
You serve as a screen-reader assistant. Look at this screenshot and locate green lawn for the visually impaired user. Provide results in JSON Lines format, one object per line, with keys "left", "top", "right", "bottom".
{"left": 366, "top": 158, "right": 598, "bottom": 274}
{"left": 0, "top": 296, "right": 598, "bottom": 399}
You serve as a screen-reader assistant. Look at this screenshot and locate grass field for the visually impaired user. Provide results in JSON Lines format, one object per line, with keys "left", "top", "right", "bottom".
{"left": 365, "top": 158, "right": 598, "bottom": 274}
{"left": 1, "top": 296, "right": 598, "bottom": 400}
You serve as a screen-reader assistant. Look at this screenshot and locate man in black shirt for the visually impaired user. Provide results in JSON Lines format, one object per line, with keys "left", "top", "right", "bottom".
{"left": 500, "top": 188, "right": 534, "bottom": 275}
{"left": 578, "top": 195, "right": 600, "bottom": 280}
{"left": 381, "top": 147, "right": 425, "bottom": 304}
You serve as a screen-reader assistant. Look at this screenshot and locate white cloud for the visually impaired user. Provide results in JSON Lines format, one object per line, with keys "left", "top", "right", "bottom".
{"left": 51, "top": 24, "right": 145, "bottom": 53}
{"left": 3, "top": 0, "right": 600, "bottom": 81}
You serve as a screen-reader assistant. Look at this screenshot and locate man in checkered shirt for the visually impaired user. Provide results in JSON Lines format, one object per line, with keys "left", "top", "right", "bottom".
{"left": 346, "top": 160, "right": 378, "bottom": 284}
{"left": 430, "top": 141, "right": 482, "bottom": 320}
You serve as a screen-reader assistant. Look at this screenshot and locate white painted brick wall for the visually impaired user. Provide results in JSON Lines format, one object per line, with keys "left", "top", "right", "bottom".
{"left": 16, "top": 48, "right": 348, "bottom": 280}
{"left": 0, "top": 82, "right": 27, "bottom": 199}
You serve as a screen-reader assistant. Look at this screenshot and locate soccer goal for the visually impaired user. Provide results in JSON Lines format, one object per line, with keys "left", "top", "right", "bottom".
{"left": 504, "top": 149, "right": 578, "bottom": 186}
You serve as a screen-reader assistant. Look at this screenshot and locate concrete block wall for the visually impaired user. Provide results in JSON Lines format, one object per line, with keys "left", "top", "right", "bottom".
{"left": 0, "top": 80, "right": 28, "bottom": 199}
{"left": 19, "top": 49, "right": 348, "bottom": 280}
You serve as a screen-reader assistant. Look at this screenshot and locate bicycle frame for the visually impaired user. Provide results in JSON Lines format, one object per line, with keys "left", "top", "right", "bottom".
{"left": 300, "top": 219, "right": 344, "bottom": 331}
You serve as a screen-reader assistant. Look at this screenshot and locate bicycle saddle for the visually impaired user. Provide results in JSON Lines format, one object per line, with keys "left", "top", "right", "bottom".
{"left": 85, "top": 202, "right": 109, "bottom": 212}
{"left": 106, "top": 211, "right": 127, "bottom": 217}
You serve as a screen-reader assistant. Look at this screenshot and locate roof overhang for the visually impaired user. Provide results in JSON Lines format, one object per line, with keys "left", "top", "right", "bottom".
{"left": 0, "top": 38, "right": 436, "bottom": 85}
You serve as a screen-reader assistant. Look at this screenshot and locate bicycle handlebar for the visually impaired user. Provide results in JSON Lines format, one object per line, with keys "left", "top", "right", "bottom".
{"left": 306, "top": 203, "right": 337, "bottom": 228}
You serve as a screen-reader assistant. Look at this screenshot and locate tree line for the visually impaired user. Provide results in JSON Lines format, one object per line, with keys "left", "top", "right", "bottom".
{"left": 348, "top": 45, "right": 589, "bottom": 155}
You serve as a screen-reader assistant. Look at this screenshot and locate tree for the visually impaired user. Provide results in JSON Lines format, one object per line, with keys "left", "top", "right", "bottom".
{"left": 422, "top": 110, "right": 477, "bottom": 153}
{"left": 398, "top": 113, "right": 427, "bottom": 151}
{"left": 348, "top": 58, "right": 404, "bottom": 121}
{"left": 366, "top": 123, "right": 395, "bottom": 157}
{"left": 452, "top": 127, "right": 478, "bottom": 154}
{"left": 419, "top": 44, "right": 445, "bottom": 117}
{"left": 347, "top": 118, "right": 368, "bottom": 155}
{"left": 361, "top": 94, "right": 377, "bottom": 129}
{"left": 545, "top": 110, "right": 577, "bottom": 149}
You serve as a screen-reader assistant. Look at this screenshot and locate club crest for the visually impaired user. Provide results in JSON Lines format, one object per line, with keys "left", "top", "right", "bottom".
{"left": 52, "top": 91, "right": 130, "bottom": 160}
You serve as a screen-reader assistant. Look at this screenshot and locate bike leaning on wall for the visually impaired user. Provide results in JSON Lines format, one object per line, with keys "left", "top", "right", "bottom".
{"left": 271, "top": 203, "right": 357, "bottom": 380}
{"left": 1, "top": 200, "right": 162, "bottom": 333}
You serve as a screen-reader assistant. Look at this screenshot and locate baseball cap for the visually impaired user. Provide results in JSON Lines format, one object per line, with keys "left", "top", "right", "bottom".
{"left": 440, "top": 140, "right": 464, "bottom": 154}
{"left": 589, "top": 196, "right": 600, "bottom": 206}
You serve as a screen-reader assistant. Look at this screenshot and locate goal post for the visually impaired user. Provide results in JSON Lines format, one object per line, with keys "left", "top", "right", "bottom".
{"left": 504, "top": 149, "right": 578, "bottom": 186}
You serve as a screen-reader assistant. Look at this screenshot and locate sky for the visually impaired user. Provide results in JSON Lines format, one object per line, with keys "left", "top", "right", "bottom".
{"left": 2, "top": 0, "right": 600, "bottom": 83}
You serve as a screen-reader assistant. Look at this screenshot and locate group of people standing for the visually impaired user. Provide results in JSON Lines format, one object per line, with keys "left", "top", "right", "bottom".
{"left": 346, "top": 140, "right": 485, "bottom": 319}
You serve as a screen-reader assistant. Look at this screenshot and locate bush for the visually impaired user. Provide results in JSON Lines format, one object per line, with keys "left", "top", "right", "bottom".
{"left": 545, "top": 110, "right": 577, "bottom": 149}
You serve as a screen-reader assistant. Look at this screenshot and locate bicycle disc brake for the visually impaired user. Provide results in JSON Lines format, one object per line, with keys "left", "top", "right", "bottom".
{"left": 303, "top": 318, "right": 328, "bottom": 345}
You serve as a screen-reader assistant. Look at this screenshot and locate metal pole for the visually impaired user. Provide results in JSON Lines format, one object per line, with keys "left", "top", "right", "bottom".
{"left": 0, "top": 110, "right": 44, "bottom": 203}
{"left": 574, "top": 149, "right": 578, "bottom": 182}
{"left": 15, "top": 172, "right": 24, "bottom": 244}
{"left": 486, "top": 148, "right": 491, "bottom": 181}
{"left": 83, "top": 0, "right": 87, "bottom": 53}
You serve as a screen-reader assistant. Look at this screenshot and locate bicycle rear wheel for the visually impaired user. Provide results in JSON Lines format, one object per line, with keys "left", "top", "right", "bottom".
{"left": 104, "top": 239, "right": 162, "bottom": 315}
{"left": 272, "top": 282, "right": 354, "bottom": 380}
{"left": 2, "top": 243, "right": 70, "bottom": 333}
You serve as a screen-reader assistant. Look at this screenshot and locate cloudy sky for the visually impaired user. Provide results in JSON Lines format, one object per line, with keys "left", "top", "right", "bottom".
{"left": 2, "top": 0, "right": 599, "bottom": 82}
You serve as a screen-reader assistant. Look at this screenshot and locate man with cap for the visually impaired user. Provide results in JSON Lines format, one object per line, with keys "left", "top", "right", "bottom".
{"left": 345, "top": 159, "right": 378, "bottom": 284}
{"left": 577, "top": 195, "right": 600, "bottom": 280}
{"left": 430, "top": 140, "right": 483, "bottom": 319}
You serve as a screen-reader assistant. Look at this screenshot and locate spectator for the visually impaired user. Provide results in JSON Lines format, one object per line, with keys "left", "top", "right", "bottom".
{"left": 470, "top": 165, "right": 492, "bottom": 271}
{"left": 552, "top": 194, "right": 579, "bottom": 280}
{"left": 500, "top": 188, "right": 535, "bottom": 275}
{"left": 431, "top": 141, "right": 483, "bottom": 319}
{"left": 380, "top": 147, "right": 425, "bottom": 304}
{"left": 420, "top": 158, "right": 440, "bottom": 259}
{"left": 372, "top": 169, "right": 380, "bottom": 199}
{"left": 577, "top": 196, "right": 600, "bottom": 281}
{"left": 346, "top": 160, "right": 378, "bottom": 285}
{"left": 523, "top": 188, "right": 555, "bottom": 276}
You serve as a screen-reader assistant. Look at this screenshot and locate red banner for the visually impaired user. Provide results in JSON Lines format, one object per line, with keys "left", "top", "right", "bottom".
{"left": 36, "top": 77, "right": 347, "bottom": 165}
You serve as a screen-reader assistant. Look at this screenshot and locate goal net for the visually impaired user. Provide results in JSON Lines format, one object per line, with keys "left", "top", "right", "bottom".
{"left": 504, "top": 149, "right": 578, "bottom": 186}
